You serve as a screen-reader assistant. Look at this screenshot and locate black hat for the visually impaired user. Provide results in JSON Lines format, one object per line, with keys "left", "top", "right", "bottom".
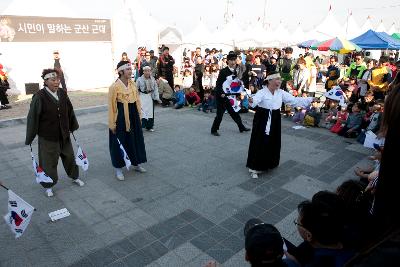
{"left": 227, "top": 51, "right": 238, "bottom": 61}
{"left": 149, "top": 50, "right": 154, "bottom": 53}
{"left": 244, "top": 219, "right": 284, "bottom": 264}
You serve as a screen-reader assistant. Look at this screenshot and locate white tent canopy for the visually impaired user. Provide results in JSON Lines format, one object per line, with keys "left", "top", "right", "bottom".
{"left": 267, "top": 21, "right": 290, "bottom": 47}
{"left": 387, "top": 23, "right": 397, "bottom": 35}
{"left": 361, "top": 16, "right": 373, "bottom": 33}
{"left": 291, "top": 23, "right": 306, "bottom": 45}
{"left": 375, "top": 20, "right": 387, "bottom": 32}
{"left": 184, "top": 18, "right": 211, "bottom": 46}
{"left": 312, "top": 8, "right": 343, "bottom": 39}
{"left": 344, "top": 13, "right": 362, "bottom": 39}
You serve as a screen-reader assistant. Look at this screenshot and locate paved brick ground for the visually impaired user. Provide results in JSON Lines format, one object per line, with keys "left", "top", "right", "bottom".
{"left": 0, "top": 106, "right": 372, "bottom": 267}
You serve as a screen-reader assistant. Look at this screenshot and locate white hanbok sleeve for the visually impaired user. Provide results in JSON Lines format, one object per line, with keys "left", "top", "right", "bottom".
{"left": 281, "top": 90, "right": 313, "bottom": 108}
{"left": 249, "top": 90, "right": 265, "bottom": 108}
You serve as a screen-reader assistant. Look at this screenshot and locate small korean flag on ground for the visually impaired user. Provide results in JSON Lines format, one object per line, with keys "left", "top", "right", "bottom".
{"left": 4, "top": 190, "right": 35, "bottom": 238}
{"left": 31, "top": 151, "right": 53, "bottom": 184}
{"left": 117, "top": 138, "right": 131, "bottom": 170}
{"left": 75, "top": 146, "right": 89, "bottom": 171}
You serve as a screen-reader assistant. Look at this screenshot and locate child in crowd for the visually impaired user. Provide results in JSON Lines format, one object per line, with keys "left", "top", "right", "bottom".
{"left": 182, "top": 69, "right": 193, "bottom": 94}
{"left": 357, "top": 101, "right": 383, "bottom": 144}
{"left": 172, "top": 85, "right": 185, "bottom": 109}
{"left": 338, "top": 102, "right": 363, "bottom": 138}
{"left": 322, "top": 99, "right": 339, "bottom": 129}
{"left": 198, "top": 92, "right": 214, "bottom": 113}
{"left": 292, "top": 106, "right": 307, "bottom": 124}
{"left": 185, "top": 87, "right": 200, "bottom": 107}
{"left": 330, "top": 105, "right": 349, "bottom": 133}
{"left": 303, "top": 100, "right": 322, "bottom": 127}
{"left": 202, "top": 70, "right": 212, "bottom": 94}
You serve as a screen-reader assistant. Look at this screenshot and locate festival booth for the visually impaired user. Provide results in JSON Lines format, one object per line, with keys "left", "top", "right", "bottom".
{"left": 351, "top": 30, "right": 400, "bottom": 50}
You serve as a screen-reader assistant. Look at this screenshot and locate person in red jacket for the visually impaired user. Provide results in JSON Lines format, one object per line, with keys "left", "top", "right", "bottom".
{"left": 185, "top": 87, "right": 200, "bottom": 107}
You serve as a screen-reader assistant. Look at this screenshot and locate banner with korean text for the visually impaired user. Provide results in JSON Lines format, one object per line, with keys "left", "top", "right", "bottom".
{"left": 0, "top": 15, "right": 111, "bottom": 42}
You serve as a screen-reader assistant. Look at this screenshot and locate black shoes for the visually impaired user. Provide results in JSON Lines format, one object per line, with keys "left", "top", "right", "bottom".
{"left": 211, "top": 131, "right": 220, "bottom": 136}
{"left": 240, "top": 127, "right": 251, "bottom": 133}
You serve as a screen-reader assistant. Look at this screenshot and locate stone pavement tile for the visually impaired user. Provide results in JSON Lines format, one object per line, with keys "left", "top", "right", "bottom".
{"left": 243, "top": 203, "right": 265, "bottom": 218}
{"left": 58, "top": 247, "right": 87, "bottom": 266}
{"left": 101, "top": 228, "right": 127, "bottom": 246}
{"left": 233, "top": 209, "right": 254, "bottom": 224}
{"left": 160, "top": 232, "right": 187, "bottom": 250}
{"left": 258, "top": 211, "right": 282, "bottom": 225}
{"left": 177, "top": 209, "right": 202, "bottom": 223}
{"left": 174, "top": 243, "right": 203, "bottom": 263}
{"left": 79, "top": 235, "right": 108, "bottom": 254}
{"left": 191, "top": 233, "right": 217, "bottom": 252}
{"left": 155, "top": 251, "right": 187, "bottom": 267}
{"left": 128, "top": 230, "right": 157, "bottom": 250}
{"left": 108, "top": 238, "right": 137, "bottom": 258}
{"left": 283, "top": 175, "right": 329, "bottom": 199}
{"left": 218, "top": 217, "right": 243, "bottom": 233}
{"left": 141, "top": 241, "right": 169, "bottom": 262}
{"left": 205, "top": 225, "right": 231, "bottom": 243}
{"left": 219, "top": 234, "right": 244, "bottom": 254}
{"left": 123, "top": 249, "right": 153, "bottom": 267}
{"left": 87, "top": 247, "right": 118, "bottom": 267}
{"left": 206, "top": 202, "right": 241, "bottom": 224}
{"left": 125, "top": 208, "right": 159, "bottom": 229}
{"left": 279, "top": 194, "right": 307, "bottom": 211}
{"left": 175, "top": 223, "right": 201, "bottom": 241}
{"left": 107, "top": 260, "right": 129, "bottom": 267}
{"left": 190, "top": 216, "right": 216, "bottom": 233}
{"left": 148, "top": 214, "right": 187, "bottom": 238}
{"left": 26, "top": 247, "right": 64, "bottom": 266}
{"left": 65, "top": 198, "right": 105, "bottom": 226}
{"left": 69, "top": 257, "right": 95, "bottom": 267}
{"left": 253, "top": 182, "right": 277, "bottom": 197}
{"left": 205, "top": 244, "right": 235, "bottom": 264}
{"left": 265, "top": 188, "right": 293, "bottom": 204}
{"left": 269, "top": 204, "right": 293, "bottom": 219}
{"left": 253, "top": 197, "right": 277, "bottom": 211}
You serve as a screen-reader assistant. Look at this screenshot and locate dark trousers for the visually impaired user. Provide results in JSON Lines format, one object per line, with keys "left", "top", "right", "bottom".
{"left": 211, "top": 97, "right": 245, "bottom": 132}
{"left": 142, "top": 118, "right": 154, "bottom": 130}
{"left": 166, "top": 74, "right": 174, "bottom": 89}
{"left": 38, "top": 137, "right": 79, "bottom": 188}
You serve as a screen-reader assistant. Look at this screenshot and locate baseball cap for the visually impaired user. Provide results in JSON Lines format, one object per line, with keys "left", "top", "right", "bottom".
{"left": 244, "top": 219, "right": 284, "bottom": 264}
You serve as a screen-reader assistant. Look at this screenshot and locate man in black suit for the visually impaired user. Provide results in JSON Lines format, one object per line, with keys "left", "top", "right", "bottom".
{"left": 211, "top": 51, "right": 250, "bottom": 136}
